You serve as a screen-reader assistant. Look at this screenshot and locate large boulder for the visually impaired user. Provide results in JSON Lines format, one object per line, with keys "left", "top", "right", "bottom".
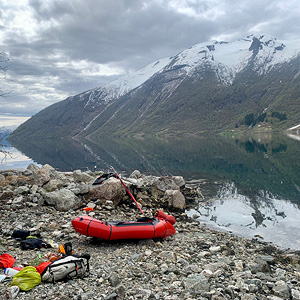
{"left": 30, "top": 164, "right": 68, "bottom": 187}
{"left": 129, "top": 170, "right": 142, "bottom": 179}
{"left": 43, "top": 188, "right": 82, "bottom": 211}
{"left": 27, "top": 163, "right": 40, "bottom": 173}
{"left": 73, "top": 170, "right": 94, "bottom": 183}
{"left": 43, "top": 179, "right": 64, "bottom": 192}
{"left": 126, "top": 172, "right": 157, "bottom": 188}
{"left": 85, "top": 177, "right": 126, "bottom": 206}
{"left": 153, "top": 177, "right": 179, "bottom": 192}
{"left": 126, "top": 172, "right": 186, "bottom": 208}
{"left": 31, "top": 168, "right": 50, "bottom": 187}
{"left": 164, "top": 189, "right": 186, "bottom": 210}
{"left": 42, "top": 164, "right": 68, "bottom": 184}
{"left": 172, "top": 176, "right": 185, "bottom": 188}
{"left": 14, "top": 186, "right": 30, "bottom": 195}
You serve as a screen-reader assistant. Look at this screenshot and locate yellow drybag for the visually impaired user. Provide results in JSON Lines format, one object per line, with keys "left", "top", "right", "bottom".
{"left": 10, "top": 266, "right": 41, "bottom": 291}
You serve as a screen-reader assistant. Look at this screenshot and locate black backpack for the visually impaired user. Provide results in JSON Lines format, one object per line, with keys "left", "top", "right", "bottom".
{"left": 12, "top": 229, "right": 30, "bottom": 240}
{"left": 20, "top": 237, "right": 51, "bottom": 250}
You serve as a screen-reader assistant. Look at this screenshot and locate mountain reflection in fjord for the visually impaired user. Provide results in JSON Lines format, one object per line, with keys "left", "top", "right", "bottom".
{"left": 0, "top": 143, "right": 40, "bottom": 170}
{"left": 187, "top": 181, "right": 300, "bottom": 250}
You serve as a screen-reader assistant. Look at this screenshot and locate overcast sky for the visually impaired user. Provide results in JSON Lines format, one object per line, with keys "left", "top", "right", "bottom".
{"left": 1, "top": 0, "right": 300, "bottom": 126}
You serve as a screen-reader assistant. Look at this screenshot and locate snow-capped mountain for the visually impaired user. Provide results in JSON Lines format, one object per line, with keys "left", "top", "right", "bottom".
{"left": 85, "top": 34, "right": 300, "bottom": 102}
{"left": 96, "top": 33, "right": 299, "bottom": 92}
{"left": 76, "top": 33, "right": 300, "bottom": 109}
{"left": 10, "top": 34, "right": 300, "bottom": 139}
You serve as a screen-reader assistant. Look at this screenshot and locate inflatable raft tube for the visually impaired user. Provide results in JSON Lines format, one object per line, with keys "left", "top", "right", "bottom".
{"left": 72, "top": 211, "right": 176, "bottom": 240}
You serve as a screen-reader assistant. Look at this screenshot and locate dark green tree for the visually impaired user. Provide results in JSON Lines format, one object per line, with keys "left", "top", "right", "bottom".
{"left": 271, "top": 111, "right": 287, "bottom": 121}
{"left": 244, "top": 113, "right": 255, "bottom": 126}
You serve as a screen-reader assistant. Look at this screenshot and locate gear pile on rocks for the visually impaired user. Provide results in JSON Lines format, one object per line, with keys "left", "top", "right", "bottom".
{"left": 0, "top": 164, "right": 300, "bottom": 300}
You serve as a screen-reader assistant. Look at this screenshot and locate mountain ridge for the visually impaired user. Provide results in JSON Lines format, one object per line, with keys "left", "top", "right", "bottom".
{"left": 10, "top": 34, "right": 300, "bottom": 140}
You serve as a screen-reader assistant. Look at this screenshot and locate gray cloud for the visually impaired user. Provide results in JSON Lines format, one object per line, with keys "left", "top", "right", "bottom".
{"left": 1, "top": 0, "right": 300, "bottom": 120}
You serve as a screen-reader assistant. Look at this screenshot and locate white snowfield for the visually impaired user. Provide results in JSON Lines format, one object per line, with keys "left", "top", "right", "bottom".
{"left": 166, "top": 33, "right": 300, "bottom": 84}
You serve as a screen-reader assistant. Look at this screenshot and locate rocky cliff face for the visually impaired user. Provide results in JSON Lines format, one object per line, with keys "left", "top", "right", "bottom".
{"left": 10, "top": 34, "right": 300, "bottom": 139}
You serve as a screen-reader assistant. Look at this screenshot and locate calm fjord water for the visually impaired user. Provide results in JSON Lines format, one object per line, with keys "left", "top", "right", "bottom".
{"left": 4, "top": 133, "right": 300, "bottom": 250}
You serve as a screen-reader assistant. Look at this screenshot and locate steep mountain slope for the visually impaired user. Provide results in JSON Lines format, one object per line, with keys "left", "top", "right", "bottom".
{"left": 10, "top": 34, "right": 300, "bottom": 140}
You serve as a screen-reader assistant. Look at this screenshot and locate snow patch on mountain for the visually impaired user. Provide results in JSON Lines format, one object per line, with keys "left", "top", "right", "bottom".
{"left": 288, "top": 124, "right": 300, "bottom": 130}
{"left": 82, "top": 56, "right": 174, "bottom": 108}
{"left": 83, "top": 85, "right": 122, "bottom": 108}
{"left": 108, "top": 56, "right": 174, "bottom": 95}
{"left": 250, "top": 34, "right": 300, "bottom": 75}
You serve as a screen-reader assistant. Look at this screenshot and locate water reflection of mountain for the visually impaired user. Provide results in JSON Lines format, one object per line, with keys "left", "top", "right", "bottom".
{"left": 9, "top": 134, "right": 300, "bottom": 201}
{"left": 0, "top": 130, "right": 11, "bottom": 147}
{"left": 187, "top": 181, "right": 300, "bottom": 250}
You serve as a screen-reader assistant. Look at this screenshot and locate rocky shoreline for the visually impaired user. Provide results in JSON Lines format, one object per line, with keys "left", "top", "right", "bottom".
{"left": 0, "top": 164, "right": 300, "bottom": 300}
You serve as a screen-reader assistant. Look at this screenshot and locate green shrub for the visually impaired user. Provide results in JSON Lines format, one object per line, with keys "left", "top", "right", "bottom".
{"left": 244, "top": 113, "right": 255, "bottom": 126}
{"left": 271, "top": 111, "right": 287, "bottom": 121}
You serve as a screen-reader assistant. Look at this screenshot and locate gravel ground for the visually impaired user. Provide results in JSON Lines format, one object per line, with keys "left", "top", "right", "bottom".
{"left": 1, "top": 204, "right": 300, "bottom": 300}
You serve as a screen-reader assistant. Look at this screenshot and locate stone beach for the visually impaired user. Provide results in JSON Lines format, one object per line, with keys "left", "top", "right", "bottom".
{"left": 0, "top": 164, "right": 300, "bottom": 300}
